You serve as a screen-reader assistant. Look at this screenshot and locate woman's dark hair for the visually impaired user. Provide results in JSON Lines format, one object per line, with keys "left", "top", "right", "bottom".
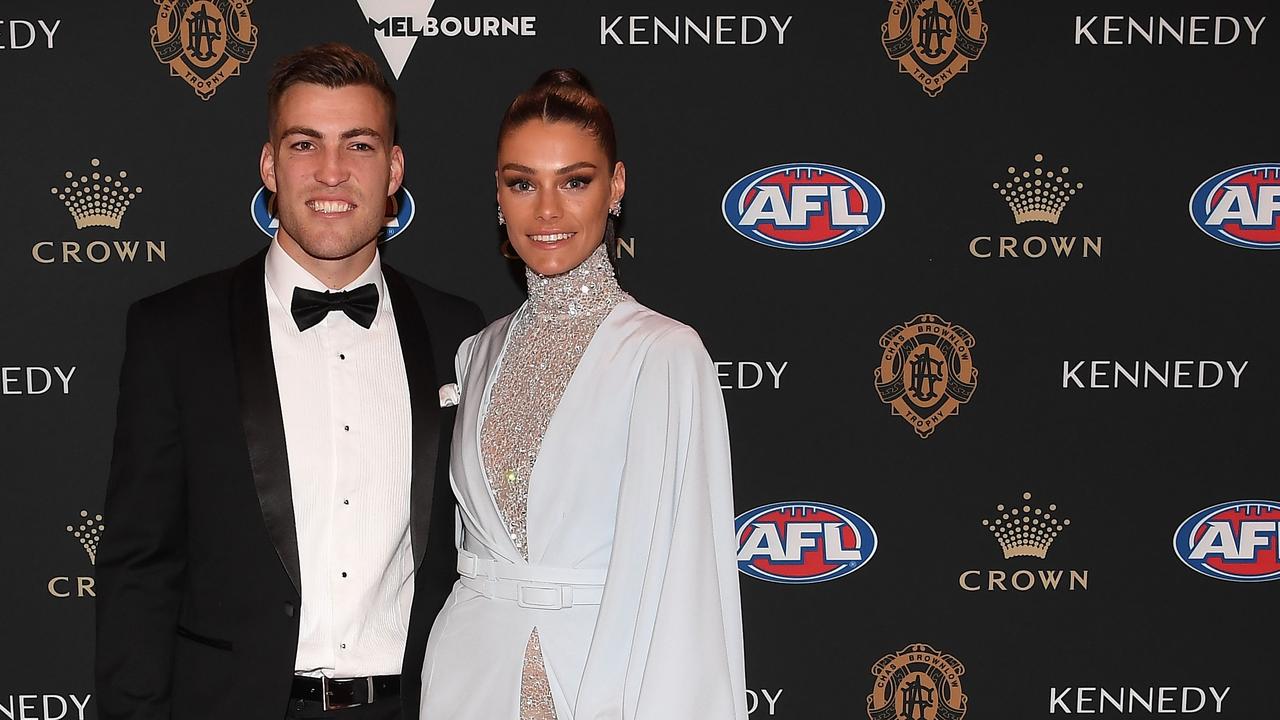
{"left": 498, "top": 69, "right": 622, "bottom": 260}
{"left": 498, "top": 68, "right": 617, "bottom": 165}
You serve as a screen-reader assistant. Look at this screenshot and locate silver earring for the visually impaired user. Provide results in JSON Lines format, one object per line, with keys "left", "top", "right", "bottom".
{"left": 609, "top": 200, "right": 622, "bottom": 217}
{"left": 497, "top": 205, "right": 506, "bottom": 226}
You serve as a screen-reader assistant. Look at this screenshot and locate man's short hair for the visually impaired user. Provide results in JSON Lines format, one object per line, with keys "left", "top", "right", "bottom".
{"left": 266, "top": 43, "right": 397, "bottom": 141}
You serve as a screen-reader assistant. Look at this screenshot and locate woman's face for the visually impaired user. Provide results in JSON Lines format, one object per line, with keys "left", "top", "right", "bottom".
{"left": 497, "top": 120, "right": 625, "bottom": 276}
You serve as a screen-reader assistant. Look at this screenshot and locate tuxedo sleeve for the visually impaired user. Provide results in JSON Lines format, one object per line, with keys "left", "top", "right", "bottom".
{"left": 95, "top": 300, "right": 187, "bottom": 720}
{"left": 400, "top": 298, "right": 485, "bottom": 720}
{"left": 416, "top": 300, "right": 485, "bottom": 613}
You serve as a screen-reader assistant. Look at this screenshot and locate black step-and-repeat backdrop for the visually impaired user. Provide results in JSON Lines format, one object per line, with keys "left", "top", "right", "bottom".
{"left": 3, "top": 1, "right": 1278, "bottom": 718}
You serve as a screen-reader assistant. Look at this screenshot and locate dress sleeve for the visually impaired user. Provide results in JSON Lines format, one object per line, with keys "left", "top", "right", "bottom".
{"left": 575, "top": 326, "right": 748, "bottom": 720}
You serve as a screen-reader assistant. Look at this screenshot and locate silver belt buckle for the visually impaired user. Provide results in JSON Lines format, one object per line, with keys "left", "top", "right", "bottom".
{"left": 516, "top": 582, "right": 571, "bottom": 610}
{"left": 321, "top": 676, "right": 375, "bottom": 711}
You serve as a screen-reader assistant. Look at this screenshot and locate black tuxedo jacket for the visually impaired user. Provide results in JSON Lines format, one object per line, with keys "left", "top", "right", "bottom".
{"left": 94, "top": 250, "right": 483, "bottom": 720}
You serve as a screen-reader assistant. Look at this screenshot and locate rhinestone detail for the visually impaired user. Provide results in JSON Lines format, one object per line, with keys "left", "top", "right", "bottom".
{"left": 479, "top": 244, "right": 625, "bottom": 720}
{"left": 520, "top": 629, "right": 556, "bottom": 719}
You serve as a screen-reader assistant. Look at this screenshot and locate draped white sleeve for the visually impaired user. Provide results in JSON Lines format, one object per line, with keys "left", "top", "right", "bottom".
{"left": 574, "top": 325, "right": 748, "bottom": 720}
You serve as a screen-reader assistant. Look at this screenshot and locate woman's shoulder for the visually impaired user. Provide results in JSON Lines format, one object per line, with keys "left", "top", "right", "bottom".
{"left": 610, "top": 300, "right": 711, "bottom": 364}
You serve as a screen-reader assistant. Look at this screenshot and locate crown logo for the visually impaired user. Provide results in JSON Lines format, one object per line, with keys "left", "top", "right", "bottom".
{"left": 66, "top": 510, "right": 104, "bottom": 565}
{"left": 50, "top": 158, "right": 143, "bottom": 230}
{"left": 981, "top": 492, "right": 1069, "bottom": 559}
{"left": 993, "top": 153, "right": 1083, "bottom": 224}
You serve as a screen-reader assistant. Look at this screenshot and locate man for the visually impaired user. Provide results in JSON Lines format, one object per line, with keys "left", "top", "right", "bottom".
{"left": 95, "top": 44, "right": 483, "bottom": 720}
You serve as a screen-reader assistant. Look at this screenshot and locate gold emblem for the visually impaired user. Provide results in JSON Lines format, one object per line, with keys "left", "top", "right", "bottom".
{"left": 882, "top": 0, "right": 987, "bottom": 97}
{"left": 151, "top": 0, "right": 258, "bottom": 100}
{"left": 983, "top": 491, "right": 1070, "bottom": 559}
{"left": 875, "top": 314, "right": 977, "bottom": 438}
{"left": 51, "top": 158, "right": 143, "bottom": 230}
{"left": 868, "top": 643, "right": 967, "bottom": 720}
{"left": 994, "top": 153, "right": 1086, "bottom": 225}
{"left": 66, "top": 510, "right": 104, "bottom": 566}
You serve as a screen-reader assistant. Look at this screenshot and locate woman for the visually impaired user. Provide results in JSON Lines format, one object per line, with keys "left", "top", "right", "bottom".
{"left": 420, "top": 69, "right": 748, "bottom": 719}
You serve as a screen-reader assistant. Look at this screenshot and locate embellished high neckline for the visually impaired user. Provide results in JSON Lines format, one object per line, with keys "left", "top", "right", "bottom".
{"left": 525, "top": 243, "right": 626, "bottom": 320}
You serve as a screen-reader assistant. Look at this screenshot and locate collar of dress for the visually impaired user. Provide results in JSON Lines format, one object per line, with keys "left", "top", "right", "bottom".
{"left": 524, "top": 243, "right": 625, "bottom": 321}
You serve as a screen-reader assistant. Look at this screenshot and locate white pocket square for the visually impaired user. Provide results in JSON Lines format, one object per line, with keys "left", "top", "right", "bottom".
{"left": 438, "top": 382, "right": 460, "bottom": 408}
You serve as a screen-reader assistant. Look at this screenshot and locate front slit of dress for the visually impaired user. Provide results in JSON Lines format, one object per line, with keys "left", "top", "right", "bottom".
{"left": 478, "top": 244, "right": 627, "bottom": 720}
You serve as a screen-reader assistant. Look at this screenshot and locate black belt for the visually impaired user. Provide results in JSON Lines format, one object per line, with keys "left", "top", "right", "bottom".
{"left": 291, "top": 675, "right": 400, "bottom": 711}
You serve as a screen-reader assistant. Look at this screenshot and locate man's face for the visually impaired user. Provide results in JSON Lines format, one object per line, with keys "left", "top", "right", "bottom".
{"left": 260, "top": 83, "right": 402, "bottom": 263}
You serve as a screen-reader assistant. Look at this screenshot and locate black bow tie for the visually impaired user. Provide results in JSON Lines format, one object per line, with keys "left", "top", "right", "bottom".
{"left": 291, "top": 284, "right": 379, "bottom": 331}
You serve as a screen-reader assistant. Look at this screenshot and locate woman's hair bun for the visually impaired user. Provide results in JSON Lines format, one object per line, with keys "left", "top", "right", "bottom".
{"left": 532, "top": 68, "right": 595, "bottom": 95}
{"left": 499, "top": 66, "right": 617, "bottom": 165}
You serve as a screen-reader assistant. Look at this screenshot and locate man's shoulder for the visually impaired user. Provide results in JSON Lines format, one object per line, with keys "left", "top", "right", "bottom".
{"left": 130, "top": 252, "right": 260, "bottom": 325}
{"left": 383, "top": 263, "right": 484, "bottom": 330}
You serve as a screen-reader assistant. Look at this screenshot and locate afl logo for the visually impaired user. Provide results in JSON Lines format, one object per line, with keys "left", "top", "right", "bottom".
{"left": 1189, "top": 163, "right": 1280, "bottom": 249}
{"left": 250, "top": 186, "right": 416, "bottom": 242}
{"left": 735, "top": 501, "right": 877, "bottom": 584}
{"left": 1174, "top": 500, "right": 1280, "bottom": 582}
{"left": 722, "top": 163, "right": 885, "bottom": 250}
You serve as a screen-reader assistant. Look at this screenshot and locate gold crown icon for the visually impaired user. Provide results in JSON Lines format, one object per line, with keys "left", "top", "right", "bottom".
{"left": 981, "top": 492, "right": 1069, "bottom": 559}
{"left": 993, "top": 153, "right": 1083, "bottom": 224}
{"left": 51, "top": 158, "right": 143, "bottom": 230}
{"left": 66, "top": 510, "right": 104, "bottom": 565}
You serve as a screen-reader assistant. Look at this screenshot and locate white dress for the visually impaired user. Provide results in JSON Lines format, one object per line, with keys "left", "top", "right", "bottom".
{"left": 420, "top": 250, "right": 747, "bottom": 720}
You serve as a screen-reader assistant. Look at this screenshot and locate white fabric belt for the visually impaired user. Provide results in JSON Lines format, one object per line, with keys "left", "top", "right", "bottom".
{"left": 457, "top": 548, "right": 606, "bottom": 610}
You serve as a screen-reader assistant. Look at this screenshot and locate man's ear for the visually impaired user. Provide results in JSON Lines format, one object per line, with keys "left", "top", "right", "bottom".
{"left": 260, "top": 142, "right": 277, "bottom": 193}
{"left": 387, "top": 145, "right": 405, "bottom": 196}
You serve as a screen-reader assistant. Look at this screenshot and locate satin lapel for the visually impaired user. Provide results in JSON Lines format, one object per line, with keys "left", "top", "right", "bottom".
{"left": 382, "top": 267, "right": 440, "bottom": 567}
{"left": 230, "top": 250, "right": 302, "bottom": 595}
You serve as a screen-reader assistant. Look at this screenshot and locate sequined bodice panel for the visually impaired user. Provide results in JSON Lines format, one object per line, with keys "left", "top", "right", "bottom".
{"left": 478, "top": 245, "right": 626, "bottom": 720}
{"left": 479, "top": 244, "right": 627, "bottom": 559}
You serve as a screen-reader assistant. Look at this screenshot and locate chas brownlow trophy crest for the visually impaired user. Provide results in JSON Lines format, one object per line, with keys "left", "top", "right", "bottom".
{"left": 875, "top": 314, "right": 978, "bottom": 438}
{"left": 882, "top": 0, "right": 987, "bottom": 96}
{"left": 868, "top": 643, "right": 967, "bottom": 720}
{"left": 151, "top": 0, "right": 258, "bottom": 100}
